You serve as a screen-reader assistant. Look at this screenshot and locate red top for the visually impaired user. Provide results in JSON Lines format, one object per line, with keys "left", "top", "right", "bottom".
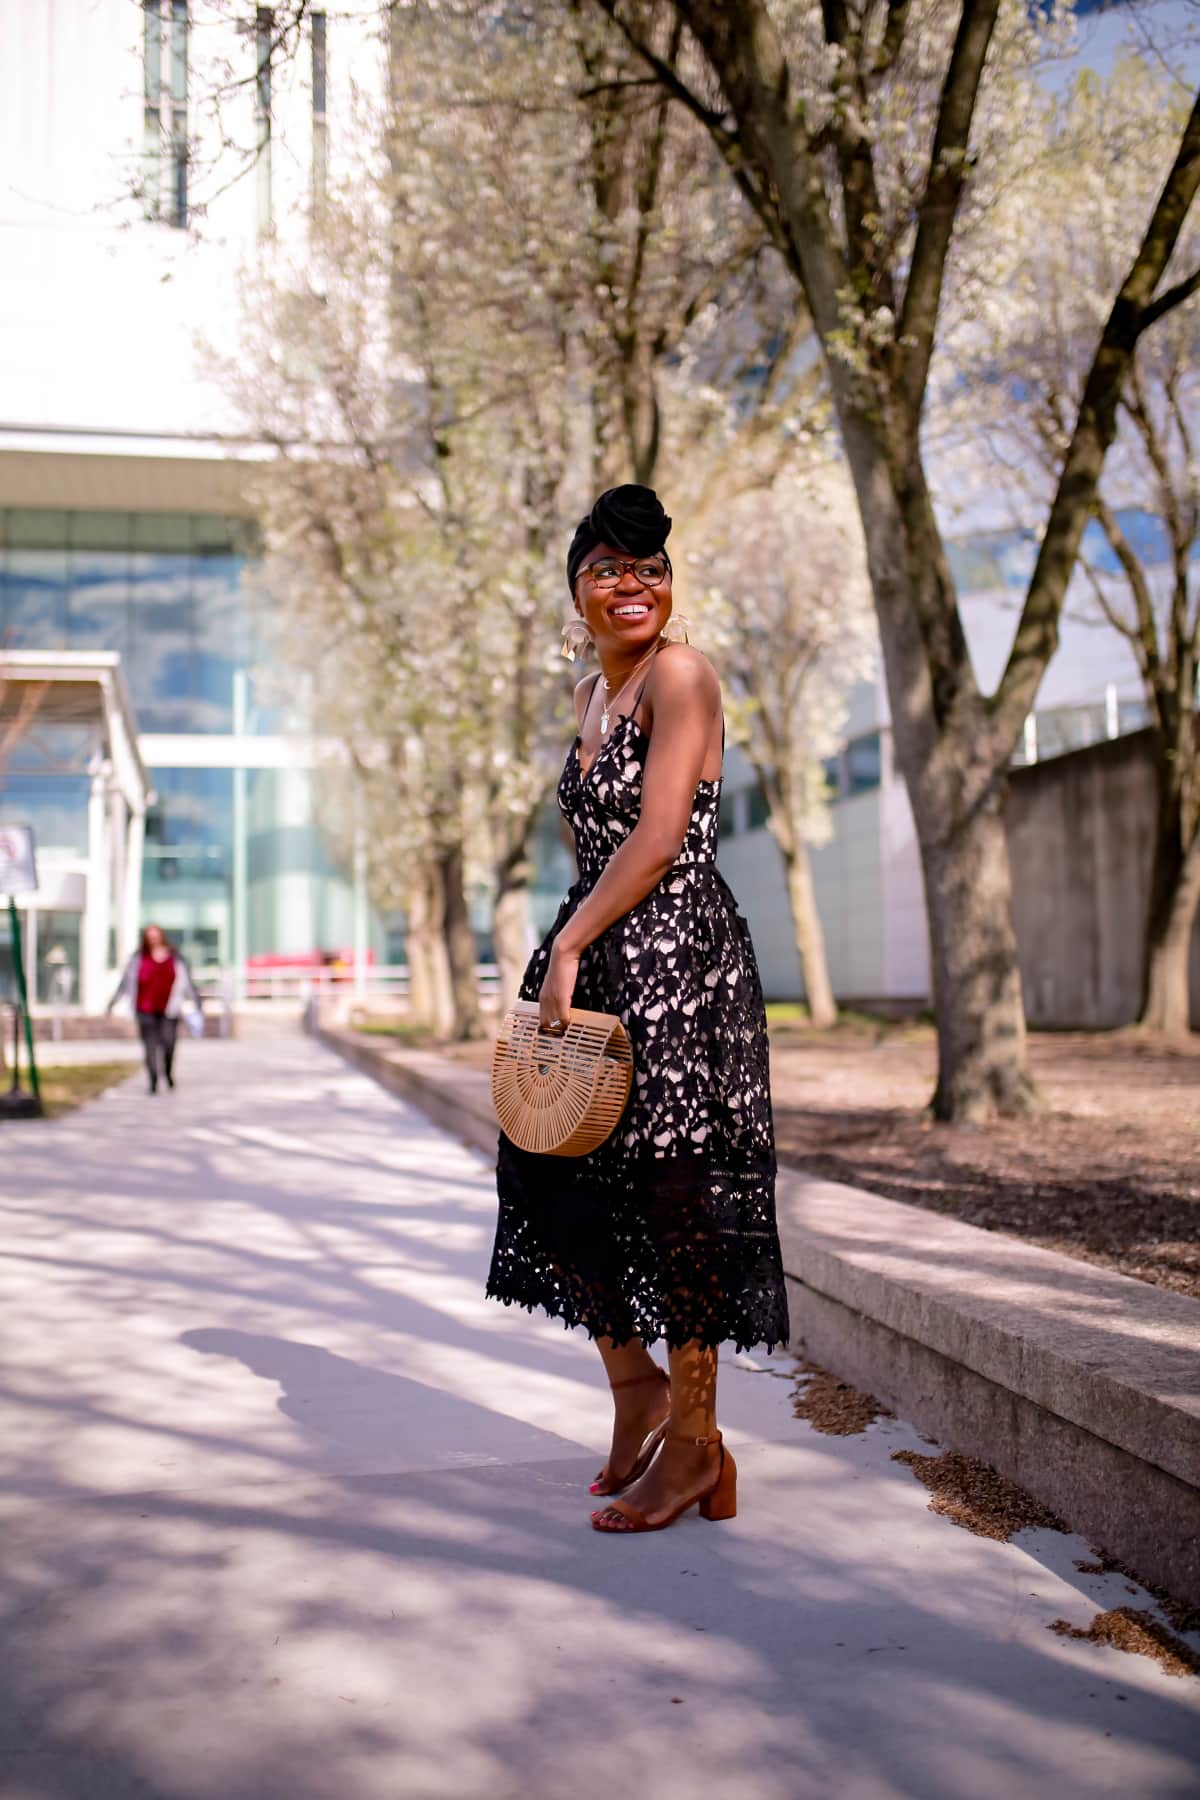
{"left": 136, "top": 954, "right": 176, "bottom": 1015}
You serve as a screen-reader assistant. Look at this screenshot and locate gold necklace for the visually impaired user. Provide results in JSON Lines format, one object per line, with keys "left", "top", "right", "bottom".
{"left": 599, "top": 645, "right": 658, "bottom": 737}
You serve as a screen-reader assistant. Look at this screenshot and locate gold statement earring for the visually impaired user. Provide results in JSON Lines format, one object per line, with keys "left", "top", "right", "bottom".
{"left": 659, "top": 614, "right": 691, "bottom": 646}
{"left": 560, "top": 619, "right": 592, "bottom": 663}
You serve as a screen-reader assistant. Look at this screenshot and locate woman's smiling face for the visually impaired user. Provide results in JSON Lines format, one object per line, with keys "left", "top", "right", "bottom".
{"left": 574, "top": 541, "right": 673, "bottom": 656}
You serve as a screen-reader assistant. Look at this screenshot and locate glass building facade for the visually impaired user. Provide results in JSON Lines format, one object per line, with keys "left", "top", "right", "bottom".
{"left": 0, "top": 507, "right": 381, "bottom": 980}
{"left": 1, "top": 508, "right": 257, "bottom": 731}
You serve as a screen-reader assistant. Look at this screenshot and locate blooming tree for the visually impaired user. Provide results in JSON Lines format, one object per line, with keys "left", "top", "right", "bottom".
{"left": 593, "top": 0, "right": 1200, "bottom": 1116}
{"left": 217, "top": 0, "right": 849, "bottom": 1025}
{"left": 695, "top": 461, "right": 876, "bottom": 1025}
{"left": 941, "top": 53, "right": 1200, "bottom": 1033}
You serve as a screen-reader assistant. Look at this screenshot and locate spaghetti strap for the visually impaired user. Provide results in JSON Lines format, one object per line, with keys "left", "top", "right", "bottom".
{"left": 579, "top": 670, "right": 604, "bottom": 731}
{"left": 628, "top": 654, "right": 659, "bottom": 721}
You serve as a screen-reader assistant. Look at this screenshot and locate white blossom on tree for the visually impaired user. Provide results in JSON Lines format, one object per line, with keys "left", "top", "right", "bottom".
{"left": 939, "top": 52, "right": 1200, "bottom": 1034}
{"left": 695, "top": 461, "right": 876, "bottom": 1026}
{"left": 593, "top": 0, "right": 1200, "bottom": 1116}
{"left": 215, "top": 0, "right": 820, "bottom": 1028}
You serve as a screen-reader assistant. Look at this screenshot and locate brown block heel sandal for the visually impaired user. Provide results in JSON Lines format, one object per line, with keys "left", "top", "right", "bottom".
{"left": 590, "top": 1430, "right": 737, "bottom": 1533}
{"left": 589, "top": 1366, "right": 671, "bottom": 1498}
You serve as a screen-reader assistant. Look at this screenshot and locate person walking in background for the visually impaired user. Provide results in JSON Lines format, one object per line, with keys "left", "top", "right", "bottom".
{"left": 108, "top": 925, "right": 203, "bottom": 1095}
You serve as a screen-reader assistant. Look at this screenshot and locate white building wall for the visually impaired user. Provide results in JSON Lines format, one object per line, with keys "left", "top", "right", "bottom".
{"left": 718, "top": 566, "right": 1150, "bottom": 1009}
{"left": 717, "top": 745, "right": 886, "bottom": 1004}
{"left": 878, "top": 770, "right": 930, "bottom": 999}
{"left": 0, "top": 0, "right": 382, "bottom": 444}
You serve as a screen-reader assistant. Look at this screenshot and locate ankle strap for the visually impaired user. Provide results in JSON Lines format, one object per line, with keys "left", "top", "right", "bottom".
{"left": 669, "top": 1429, "right": 722, "bottom": 1448}
{"left": 610, "top": 1368, "right": 669, "bottom": 1392}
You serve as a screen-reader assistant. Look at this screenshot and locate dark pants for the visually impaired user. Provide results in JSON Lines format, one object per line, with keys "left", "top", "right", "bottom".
{"left": 137, "top": 1011, "right": 179, "bottom": 1090}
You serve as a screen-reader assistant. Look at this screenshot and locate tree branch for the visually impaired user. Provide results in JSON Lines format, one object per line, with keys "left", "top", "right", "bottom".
{"left": 897, "top": 0, "right": 1003, "bottom": 422}
{"left": 1090, "top": 495, "right": 1162, "bottom": 690}
{"left": 874, "top": 0, "right": 911, "bottom": 76}
{"left": 1139, "top": 261, "right": 1200, "bottom": 331}
{"left": 991, "top": 83, "right": 1200, "bottom": 743}
{"left": 589, "top": 0, "right": 789, "bottom": 253}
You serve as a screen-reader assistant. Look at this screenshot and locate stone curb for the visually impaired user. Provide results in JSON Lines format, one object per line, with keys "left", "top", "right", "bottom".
{"left": 314, "top": 1020, "right": 1200, "bottom": 1603}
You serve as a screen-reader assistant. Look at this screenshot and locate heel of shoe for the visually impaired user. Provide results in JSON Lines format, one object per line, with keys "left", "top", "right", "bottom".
{"left": 699, "top": 1447, "right": 737, "bottom": 1522}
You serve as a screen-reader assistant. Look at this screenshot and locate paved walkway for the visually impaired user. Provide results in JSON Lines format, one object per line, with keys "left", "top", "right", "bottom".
{"left": 1, "top": 1038, "right": 1197, "bottom": 1800}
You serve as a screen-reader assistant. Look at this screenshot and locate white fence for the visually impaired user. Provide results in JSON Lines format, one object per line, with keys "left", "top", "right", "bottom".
{"left": 193, "top": 962, "right": 502, "bottom": 1009}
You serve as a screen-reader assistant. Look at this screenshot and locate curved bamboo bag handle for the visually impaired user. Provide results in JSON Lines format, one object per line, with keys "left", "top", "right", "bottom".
{"left": 492, "top": 1000, "right": 633, "bottom": 1157}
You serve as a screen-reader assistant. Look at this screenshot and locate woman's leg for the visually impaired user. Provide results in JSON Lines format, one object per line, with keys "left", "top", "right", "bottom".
{"left": 161, "top": 1017, "right": 179, "bottom": 1087}
{"left": 137, "top": 1014, "right": 159, "bottom": 1091}
{"left": 592, "top": 1340, "right": 721, "bottom": 1524}
{"left": 592, "top": 1335, "right": 671, "bottom": 1491}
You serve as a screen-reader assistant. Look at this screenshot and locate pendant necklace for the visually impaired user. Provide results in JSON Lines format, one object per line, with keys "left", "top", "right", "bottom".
{"left": 599, "top": 645, "right": 658, "bottom": 737}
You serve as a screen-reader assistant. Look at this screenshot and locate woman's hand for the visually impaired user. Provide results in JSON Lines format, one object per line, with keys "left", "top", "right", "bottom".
{"left": 538, "top": 941, "right": 580, "bottom": 1033}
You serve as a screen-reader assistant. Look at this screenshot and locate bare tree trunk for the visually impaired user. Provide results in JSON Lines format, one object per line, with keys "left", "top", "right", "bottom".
{"left": 838, "top": 415, "right": 1043, "bottom": 1120}
{"left": 439, "top": 843, "right": 483, "bottom": 1040}
{"left": 1140, "top": 805, "right": 1200, "bottom": 1034}
{"left": 405, "top": 860, "right": 454, "bottom": 1037}
{"left": 492, "top": 849, "right": 534, "bottom": 1015}
{"left": 917, "top": 777, "right": 1040, "bottom": 1121}
{"left": 781, "top": 840, "right": 837, "bottom": 1029}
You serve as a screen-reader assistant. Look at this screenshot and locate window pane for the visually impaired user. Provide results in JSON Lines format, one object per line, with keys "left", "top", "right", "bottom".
{"left": 312, "top": 12, "right": 327, "bottom": 113}
{"left": 746, "top": 785, "right": 770, "bottom": 832}
{"left": 2, "top": 551, "right": 70, "bottom": 648}
{"left": 66, "top": 547, "right": 134, "bottom": 658}
{"left": 125, "top": 548, "right": 198, "bottom": 730}
{"left": 845, "top": 732, "right": 882, "bottom": 794}
{"left": 144, "top": 769, "right": 233, "bottom": 961}
{"left": 36, "top": 911, "right": 82, "bottom": 1006}
{"left": 143, "top": 1, "right": 163, "bottom": 221}
{"left": 0, "top": 776, "right": 90, "bottom": 854}
{"left": 170, "top": 1, "right": 188, "bottom": 102}
{"left": 821, "top": 754, "right": 841, "bottom": 800}
{"left": 6, "top": 508, "right": 69, "bottom": 548}
{"left": 169, "top": 2, "right": 189, "bottom": 226}
{"left": 2, "top": 511, "right": 255, "bottom": 735}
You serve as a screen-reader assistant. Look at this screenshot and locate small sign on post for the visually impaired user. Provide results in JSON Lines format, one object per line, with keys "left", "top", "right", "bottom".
{"left": 0, "top": 825, "right": 38, "bottom": 896}
{"left": 0, "top": 825, "right": 42, "bottom": 1118}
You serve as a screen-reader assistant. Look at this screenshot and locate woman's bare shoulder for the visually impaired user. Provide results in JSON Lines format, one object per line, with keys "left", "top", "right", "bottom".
{"left": 648, "top": 642, "right": 721, "bottom": 706}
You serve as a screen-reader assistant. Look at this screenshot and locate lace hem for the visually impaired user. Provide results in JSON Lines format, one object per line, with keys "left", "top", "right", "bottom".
{"left": 488, "top": 1144, "right": 791, "bottom": 1355}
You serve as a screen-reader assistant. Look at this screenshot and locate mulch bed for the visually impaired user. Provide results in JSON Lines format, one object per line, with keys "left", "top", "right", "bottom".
{"left": 438, "top": 1021, "right": 1200, "bottom": 1299}
{"left": 769, "top": 1024, "right": 1200, "bottom": 1299}
{"left": 891, "top": 1447, "right": 1067, "bottom": 1541}
{"left": 1049, "top": 1609, "right": 1200, "bottom": 1679}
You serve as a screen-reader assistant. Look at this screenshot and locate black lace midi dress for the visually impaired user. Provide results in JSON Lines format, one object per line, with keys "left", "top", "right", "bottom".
{"left": 486, "top": 694, "right": 790, "bottom": 1355}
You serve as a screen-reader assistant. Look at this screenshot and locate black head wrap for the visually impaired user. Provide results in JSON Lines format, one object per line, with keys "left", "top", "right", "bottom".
{"left": 566, "top": 484, "right": 673, "bottom": 596}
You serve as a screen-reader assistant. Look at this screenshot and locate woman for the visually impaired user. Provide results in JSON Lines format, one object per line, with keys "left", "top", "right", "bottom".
{"left": 487, "top": 484, "right": 789, "bottom": 1534}
{"left": 108, "top": 925, "right": 202, "bottom": 1095}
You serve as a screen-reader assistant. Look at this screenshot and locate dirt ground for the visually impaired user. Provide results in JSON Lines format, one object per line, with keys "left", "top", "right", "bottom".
{"left": 444, "top": 1020, "right": 1200, "bottom": 1299}
{"left": 768, "top": 1023, "right": 1200, "bottom": 1299}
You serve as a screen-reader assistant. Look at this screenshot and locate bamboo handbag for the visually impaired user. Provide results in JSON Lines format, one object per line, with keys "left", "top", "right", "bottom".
{"left": 491, "top": 1001, "right": 633, "bottom": 1156}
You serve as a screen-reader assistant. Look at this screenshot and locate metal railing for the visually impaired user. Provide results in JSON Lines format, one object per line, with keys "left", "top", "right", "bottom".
{"left": 192, "top": 962, "right": 502, "bottom": 1006}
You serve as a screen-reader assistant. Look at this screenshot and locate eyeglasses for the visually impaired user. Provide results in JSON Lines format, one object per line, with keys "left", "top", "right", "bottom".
{"left": 580, "top": 555, "right": 670, "bottom": 590}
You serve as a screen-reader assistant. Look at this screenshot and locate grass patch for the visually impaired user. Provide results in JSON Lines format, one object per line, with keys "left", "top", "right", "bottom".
{"left": 351, "top": 1018, "right": 434, "bottom": 1045}
{"left": 9, "top": 1061, "right": 137, "bottom": 1120}
{"left": 766, "top": 1003, "right": 934, "bottom": 1039}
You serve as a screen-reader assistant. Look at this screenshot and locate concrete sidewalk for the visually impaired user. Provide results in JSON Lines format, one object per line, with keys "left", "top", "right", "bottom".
{"left": 0, "top": 1039, "right": 1196, "bottom": 1800}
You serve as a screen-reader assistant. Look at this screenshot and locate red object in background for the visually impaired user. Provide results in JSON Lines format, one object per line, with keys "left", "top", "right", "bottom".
{"left": 136, "top": 954, "right": 176, "bottom": 1015}
{"left": 244, "top": 949, "right": 375, "bottom": 995}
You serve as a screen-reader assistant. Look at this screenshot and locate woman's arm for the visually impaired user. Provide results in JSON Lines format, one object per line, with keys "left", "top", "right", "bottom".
{"left": 179, "top": 956, "right": 203, "bottom": 1012}
{"left": 538, "top": 646, "right": 721, "bottom": 1028}
{"left": 105, "top": 956, "right": 135, "bottom": 1015}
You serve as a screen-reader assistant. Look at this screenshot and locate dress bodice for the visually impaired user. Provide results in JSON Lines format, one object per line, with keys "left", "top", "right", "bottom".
{"left": 558, "top": 712, "right": 721, "bottom": 889}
